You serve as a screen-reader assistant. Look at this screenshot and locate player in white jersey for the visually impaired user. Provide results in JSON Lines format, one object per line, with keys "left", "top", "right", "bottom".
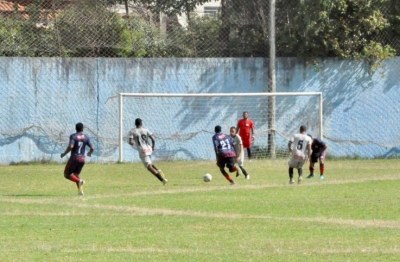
{"left": 128, "top": 118, "right": 168, "bottom": 185}
{"left": 287, "top": 125, "right": 312, "bottom": 184}
{"left": 230, "top": 127, "right": 250, "bottom": 179}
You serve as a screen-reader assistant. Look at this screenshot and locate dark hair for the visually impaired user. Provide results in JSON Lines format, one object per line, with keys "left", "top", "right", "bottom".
{"left": 75, "top": 122, "right": 84, "bottom": 132}
{"left": 300, "top": 125, "right": 307, "bottom": 132}
{"left": 135, "top": 118, "right": 142, "bottom": 127}
{"left": 214, "top": 125, "right": 221, "bottom": 133}
{"left": 230, "top": 126, "right": 236, "bottom": 130}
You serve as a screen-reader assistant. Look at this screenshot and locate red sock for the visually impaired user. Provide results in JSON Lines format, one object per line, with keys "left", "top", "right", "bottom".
{"left": 68, "top": 174, "right": 80, "bottom": 183}
{"left": 309, "top": 167, "right": 314, "bottom": 174}
{"left": 320, "top": 164, "right": 324, "bottom": 175}
{"left": 223, "top": 173, "right": 232, "bottom": 181}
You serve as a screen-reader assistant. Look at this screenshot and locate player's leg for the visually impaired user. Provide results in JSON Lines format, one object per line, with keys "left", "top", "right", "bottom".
{"left": 307, "top": 153, "right": 317, "bottom": 178}
{"left": 246, "top": 148, "right": 252, "bottom": 160}
{"left": 238, "top": 154, "right": 249, "bottom": 179}
{"left": 143, "top": 156, "right": 167, "bottom": 185}
{"left": 288, "top": 159, "right": 295, "bottom": 184}
{"left": 297, "top": 161, "right": 305, "bottom": 184}
{"left": 319, "top": 150, "right": 327, "bottom": 179}
{"left": 74, "top": 161, "right": 86, "bottom": 195}
{"left": 220, "top": 158, "right": 235, "bottom": 185}
{"left": 64, "top": 159, "right": 82, "bottom": 183}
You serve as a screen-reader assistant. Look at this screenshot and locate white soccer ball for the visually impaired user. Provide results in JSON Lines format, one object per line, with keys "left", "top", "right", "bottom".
{"left": 203, "top": 173, "right": 212, "bottom": 182}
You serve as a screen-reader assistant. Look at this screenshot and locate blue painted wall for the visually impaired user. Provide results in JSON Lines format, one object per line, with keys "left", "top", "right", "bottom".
{"left": 0, "top": 57, "right": 399, "bottom": 164}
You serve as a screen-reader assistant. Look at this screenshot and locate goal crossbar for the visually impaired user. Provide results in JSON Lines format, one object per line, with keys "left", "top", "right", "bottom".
{"left": 118, "top": 92, "right": 323, "bottom": 162}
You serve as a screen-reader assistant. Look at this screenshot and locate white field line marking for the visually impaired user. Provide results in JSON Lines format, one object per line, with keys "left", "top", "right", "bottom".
{"left": 1, "top": 197, "right": 400, "bottom": 229}
{"left": 85, "top": 175, "right": 400, "bottom": 200}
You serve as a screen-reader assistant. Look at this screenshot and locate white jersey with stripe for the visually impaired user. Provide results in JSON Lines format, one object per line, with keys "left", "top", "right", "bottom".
{"left": 129, "top": 127, "right": 153, "bottom": 157}
{"left": 290, "top": 133, "right": 312, "bottom": 160}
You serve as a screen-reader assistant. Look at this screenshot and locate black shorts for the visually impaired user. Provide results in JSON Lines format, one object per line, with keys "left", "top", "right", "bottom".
{"left": 311, "top": 150, "right": 326, "bottom": 163}
{"left": 217, "top": 155, "right": 235, "bottom": 169}
{"left": 64, "top": 156, "right": 86, "bottom": 176}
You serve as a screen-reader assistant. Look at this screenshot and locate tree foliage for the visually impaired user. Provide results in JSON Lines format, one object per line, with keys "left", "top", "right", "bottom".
{"left": 56, "top": 2, "right": 131, "bottom": 57}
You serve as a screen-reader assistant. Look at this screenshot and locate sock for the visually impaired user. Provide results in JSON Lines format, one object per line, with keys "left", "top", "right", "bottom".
{"left": 298, "top": 168, "right": 303, "bottom": 177}
{"left": 240, "top": 166, "right": 249, "bottom": 177}
{"left": 155, "top": 173, "right": 164, "bottom": 182}
{"left": 309, "top": 167, "right": 314, "bottom": 175}
{"left": 320, "top": 164, "right": 325, "bottom": 175}
{"left": 221, "top": 170, "right": 233, "bottom": 182}
{"left": 289, "top": 168, "right": 294, "bottom": 179}
{"left": 67, "top": 174, "right": 80, "bottom": 183}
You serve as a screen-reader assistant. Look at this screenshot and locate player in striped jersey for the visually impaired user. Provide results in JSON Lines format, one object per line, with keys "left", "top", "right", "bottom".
{"left": 212, "top": 125, "right": 237, "bottom": 185}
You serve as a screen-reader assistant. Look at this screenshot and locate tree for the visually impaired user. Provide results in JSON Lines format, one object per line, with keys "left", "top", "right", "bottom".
{"left": 276, "top": 0, "right": 395, "bottom": 62}
{"left": 56, "top": 3, "right": 131, "bottom": 57}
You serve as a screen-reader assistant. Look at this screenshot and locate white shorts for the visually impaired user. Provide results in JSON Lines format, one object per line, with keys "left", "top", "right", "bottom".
{"left": 288, "top": 157, "right": 307, "bottom": 169}
{"left": 140, "top": 155, "right": 152, "bottom": 168}
{"left": 235, "top": 153, "right": 245, "bottom": 167}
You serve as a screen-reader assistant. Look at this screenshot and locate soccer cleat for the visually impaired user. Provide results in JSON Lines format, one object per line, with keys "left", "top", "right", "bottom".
{"left": 158, "top": 170, "right": 165, "bottom": 178}
{"left": 162, "top": 179, "right": 168, "bottom": 186}
{"left": 230, "top": 181, "right": 236, "bottom": 185}
{"left": 320, "top": 175, "right": 325, "bottom": 180}
{"left": 306, "top": 174, "right": 315, "bottom": 179}
{"left": 298, "top": 176, "right": 302, "bottom": 184}
{"left": 245, "top": 175, "right": 250, "bottom": 180}
{"left": 289, "top": 178, "right": 295, "bottom": 184}
{"left": 78, "top": 180, "right": 85, "bottom": 195}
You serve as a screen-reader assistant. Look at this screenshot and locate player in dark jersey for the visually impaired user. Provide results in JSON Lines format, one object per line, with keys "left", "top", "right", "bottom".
{"left": 212, "top": 125, "right": 237, "bottom": 185}
{"left": 60, "top": 122, "right": 95, "bottom": 195}
{"left": 306, "top": 135, "right": 328, "bottom": 180}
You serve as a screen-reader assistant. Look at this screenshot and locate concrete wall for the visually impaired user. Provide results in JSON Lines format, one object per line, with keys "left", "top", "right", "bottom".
{"left": 0, "top": 57, "right": 399, "bottom": 164}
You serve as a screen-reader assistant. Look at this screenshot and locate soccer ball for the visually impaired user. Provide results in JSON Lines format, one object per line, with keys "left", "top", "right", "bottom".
{"left": 203, "top": 173, "right": 212, "bottom": 182}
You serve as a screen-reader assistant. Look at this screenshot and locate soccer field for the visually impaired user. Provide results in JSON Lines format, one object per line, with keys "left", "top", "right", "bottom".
{"left": 1, "top": 159, "right": 400, "bottom": 261}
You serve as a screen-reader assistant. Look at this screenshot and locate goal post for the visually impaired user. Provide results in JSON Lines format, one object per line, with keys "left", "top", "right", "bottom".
{"left": 118, "top": 92, "right": 323, "bottom": 163}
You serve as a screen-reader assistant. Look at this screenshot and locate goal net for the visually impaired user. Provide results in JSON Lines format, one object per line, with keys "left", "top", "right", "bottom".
{"left": 118, "top": 92, "right": 323, "bottom": 162}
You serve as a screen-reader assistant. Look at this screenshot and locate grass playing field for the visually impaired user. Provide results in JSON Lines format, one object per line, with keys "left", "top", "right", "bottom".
{"left": 1, "top": 159, "right": 400, "bottom": 261}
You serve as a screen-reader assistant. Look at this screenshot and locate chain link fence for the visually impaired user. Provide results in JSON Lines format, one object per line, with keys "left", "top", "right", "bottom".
{"left": 1, "top": 0, "right": 400, "bottom": 163}
{"left": 1, "top": 0, "right": 399, "bottom": 58}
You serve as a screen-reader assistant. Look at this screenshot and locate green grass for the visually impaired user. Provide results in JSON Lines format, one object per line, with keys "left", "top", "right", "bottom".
{"left": 1, "top": 159, "right": 400, "bottom": 261}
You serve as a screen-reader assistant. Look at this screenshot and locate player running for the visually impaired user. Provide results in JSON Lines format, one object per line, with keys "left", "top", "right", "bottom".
{"left": 61, "top": 122, "right": 94, "bottom": 195}
{"left": 212, "top": 125, "right": 237, "bottom": 185}
{"left": 129, "top": 118, "right": 168, "bottom": 185}
{"left": 287, "top": 125, "right": 312, "bottom": 184}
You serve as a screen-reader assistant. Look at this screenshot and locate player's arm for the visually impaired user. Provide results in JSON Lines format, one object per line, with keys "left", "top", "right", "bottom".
{"left": 149, "top": 135, "right": 155, "bottom": 151}
{"left": 129, "top": 137, "right": 135, "bottom": 146}
{"left": 61, "top": 144, "right": 73, "bottom": 158}
{"left": 307, "top": 144, "right": 311, "bottom": 161}
{"left": 87, "top": 145, "right": 95, "bottom": 157}
{"left": 237, "top": 143, "right": 243, "bottom": 161}
{"left": 288, "top": 140, "right": 293, "bottom": 153}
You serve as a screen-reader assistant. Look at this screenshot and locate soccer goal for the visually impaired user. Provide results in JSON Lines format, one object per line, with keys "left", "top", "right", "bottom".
{"left": 118, "top": 92, "right": 323, "bottom": 162}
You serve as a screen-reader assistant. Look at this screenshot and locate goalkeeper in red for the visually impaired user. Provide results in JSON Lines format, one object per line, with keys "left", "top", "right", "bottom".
{"left": 236, "top": 111, "right": 255, "bottom": 160}
{"left": 306, "top": 135, "right": 328, "bottom": 180}
{"left": 212, "top": 125, "right": 237, "bottom": 185}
